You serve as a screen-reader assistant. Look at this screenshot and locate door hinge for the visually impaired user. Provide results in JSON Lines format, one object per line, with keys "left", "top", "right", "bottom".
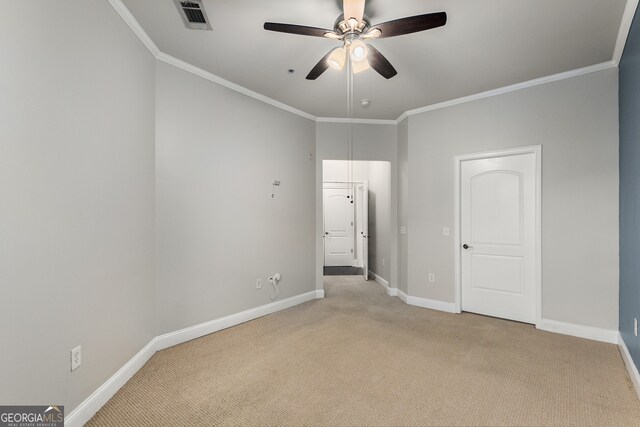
{"left": 351, "top": 249, "right": 353, "bottom": 253}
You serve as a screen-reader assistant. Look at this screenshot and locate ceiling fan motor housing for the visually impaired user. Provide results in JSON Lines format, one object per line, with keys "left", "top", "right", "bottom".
{"left": 334, "top": 14, "right": 371, "bottom": 36}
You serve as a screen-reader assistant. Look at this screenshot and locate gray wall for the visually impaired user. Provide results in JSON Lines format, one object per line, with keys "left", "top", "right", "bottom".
{"left": 0, "top": 1, "right": 623, "bottom": 415}
{"left": 322, "top": 160, "right": 391, "bottom": 280}
{"left": 0, "top": 0, "right": 156, "bottom": 412}
{"left": 397, "top": 119, "right": 409, "bottom": 294}
{"left": 155, "top": 61, "right": 316, "bottom": 334}
{"left": 619, "top": 8, "right": 640, "bottom": 368}
{"left": 323, "top": 160, "right": 370, "bottom": 183}
{"left": 367, "top": 161, "right": 391, "bottom": 279}
{"left": 405, "top": 69, "right": 619, "bottom": 330}
{"left": 316, "top": 123, "right": 398, "bottom": 290}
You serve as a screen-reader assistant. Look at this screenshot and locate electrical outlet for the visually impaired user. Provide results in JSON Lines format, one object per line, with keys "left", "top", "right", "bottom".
{"left": 428, "top": 273, "right": 435, "bottom": 283}
{"left": 443, "top": 227, "right": 450, "bottom": 236}
{"left": 70, "top": 346, "right": 81, "bottom": 371}
{"left": 400, "top": 226, "right": 407, "bottom": 235}
{"left": 256, "top": 279, "right": 262, "bottom": 289}
{"left": 268, "top": 276, "right": 275, "bottom": 285}
{"left": 635, "top": 318, "right": 638, "bottom": 337}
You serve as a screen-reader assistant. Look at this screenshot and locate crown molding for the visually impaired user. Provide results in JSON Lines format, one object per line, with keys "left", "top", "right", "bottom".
{"left": 107, "top": 0, "right": 159, "bottom": 56}
{"left": 316, "top": 117, "right": 398, "bottom": 125}
{"left": 108, "top": 0, "right": 316, "bottom": 122}
{"left": 156, "top": 52, "right": 317, "bottom": 121}
{"left": 398, "top": 61, "right": 617, "bottom": 121}
{"left": 614, "top": 0, "right": 639, "bottom": 65}
{"left": 110, "top": 0, "right": 630, "bottom": 126}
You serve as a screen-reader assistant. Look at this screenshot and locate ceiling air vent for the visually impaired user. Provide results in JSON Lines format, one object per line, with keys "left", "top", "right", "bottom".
{"left": 174, "top": 0, "right": 212, "bottom": 31}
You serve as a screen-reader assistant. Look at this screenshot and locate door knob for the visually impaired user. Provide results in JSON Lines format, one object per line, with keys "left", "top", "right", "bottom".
{"left": 325, "top": 232, "right": 329, "bottom": 235}
{"left": 463, "top": 244, "right": 473, "bottom": 250}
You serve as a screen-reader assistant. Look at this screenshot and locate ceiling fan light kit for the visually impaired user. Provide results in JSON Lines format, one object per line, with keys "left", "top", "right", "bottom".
{"left": 351, "top": 58, "right": 371, "bottom": 74}
{"left": 327, "top": 47, "right": 347, "bottom": 70}
{"left": 263, "top": 0, "right": 447, "bottom": 80}
{"left": 349, "top": 39, "right": 369, "bottom": 63}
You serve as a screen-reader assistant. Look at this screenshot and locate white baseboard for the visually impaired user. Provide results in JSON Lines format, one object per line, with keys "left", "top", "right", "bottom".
{"left": 369, "top": 271, "right": 389, "bottom": 288}
{"left": 618, "top": 332, "right": 640, "bottom": 400}
{"left": 65, "top": 340, "right": 156, "bottom": 427}
{"left": 369, "top": 271, "right": 397, "bottom": 296}
{"left": 406, "top": 295, "right": 457, "bottom": 313}
{"left": 396, "top": 290, "right": 456, "bottom": 313}
{"left": 397, "top": 289, "right": 408, "bottom": 303}
{"left": 396, "top": 293, "right": 618, "bottom": 344}
{"left": 65, "top": 289, "right": 321, "bottom": 426}
{"left": 538, "top": 319, "right": 619, "bottom": 344}
{"left": 155, "top": 291, "right": 319, "bottom": 351}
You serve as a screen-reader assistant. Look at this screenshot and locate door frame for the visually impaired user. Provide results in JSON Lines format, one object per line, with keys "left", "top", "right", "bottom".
{"left": 453, "top": 145, "right": 542, "bottom": 328}
{"left": 323, "top": 181, "right": 368, "bottom": 269}
{"left": 355, "top": 182, "right": 369, "bottom": 280}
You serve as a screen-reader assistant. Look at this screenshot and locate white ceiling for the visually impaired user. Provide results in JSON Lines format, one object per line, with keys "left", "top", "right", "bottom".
{"left": 122, "top": 0, "right": 627, "bottom": 120}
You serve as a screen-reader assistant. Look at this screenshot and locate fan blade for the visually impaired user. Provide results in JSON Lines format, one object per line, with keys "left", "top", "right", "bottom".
{"left": 264, "top": 22, "right": 334, "bottom": 38}
{"left": 372, "top": 12, "right": 447, "bottom": 38}
{"left": 336, "top": 0, "right": 376, "bottom": 19}
{"left": 367, "top": 45, "right": 397, "bottom": 79}
{"left": 343, "top": 0, "right": 365, "bottom": 22}
{"left": 306, "top": 50, "right": 334, "bottom": 80}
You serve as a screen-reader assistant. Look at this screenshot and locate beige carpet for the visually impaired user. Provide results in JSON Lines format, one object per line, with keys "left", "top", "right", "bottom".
{"left": 88, "top": 276, "right": 640, "bottom": 426}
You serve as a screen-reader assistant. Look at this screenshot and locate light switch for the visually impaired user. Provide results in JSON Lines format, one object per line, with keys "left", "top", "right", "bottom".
{"left": 443, "top": 227, "right": 450, "bottom": 236}
{"left": 400, "top": 226, "right": 407, "bottom": 235}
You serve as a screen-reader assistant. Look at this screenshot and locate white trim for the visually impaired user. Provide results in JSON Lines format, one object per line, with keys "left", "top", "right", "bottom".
{"left": 618, "top": 333, "right": 640, "bottom": 399}
{"left": 370, "top": 271, "right": 397, "bottom": 296}
{"left": 155, "top": 290, "right": 318, "bottom": 350}
{"left": 156, "top": 52, "right": 316, "bottom": 121}
{"left": 370, "top": 271, "right": 388, "bottom": 287}
{"left": 406, "top": 295, "right": 457, "bottom": 313}
{"left": 322, "top": 181, "right": 364, "bottom": 269}
{"left": 318, "top": 59, "right": 617, "bottom": 123}
{"left": 64, "top": 290, "right": 321, "bottom": 425}
{"left": 613, "top": 0, "right": 640, "bottom": 65}
{"left": 316, "top": 117, "right": 398, "bottom": 125}
{"left": 400, "top": 62, "right": 616, "bottom": 121}
{"left": 538, "top": 319, "right": 619, "bottom": 344}
{"left": 65, "top": 340, "right": 156, "bottom": 427}
{"left": 110, "top": 0, "right": 624, "bottom": 126}
{"left": 396, "top": 290, "right": 456, "bottom": 313}
{"left": 454, "top": 160, "right": 461, "bottom": 314}
{"left": 107, "top": 0, "right": 160, "bottom": 56}
{"left": 454, "top": 145, "right": 543, "bottom": 327}
{"left": 108, "top": 0, "right": 316, "bottom": 122}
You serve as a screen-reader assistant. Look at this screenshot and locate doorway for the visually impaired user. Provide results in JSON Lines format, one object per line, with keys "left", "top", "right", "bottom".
{"left": 322, "top": 160, "right": 391, "bottom": 284}
{"left": 455, "top": 146, "right": 541, "bottom": 325}
{"left": 323, "top": 182, "right": 368, "bottom": 280}
{"left": 323, "top": 185, "right": 357, "bottom": 267}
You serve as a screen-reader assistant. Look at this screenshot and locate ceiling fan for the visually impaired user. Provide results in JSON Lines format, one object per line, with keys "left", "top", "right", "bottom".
{"left": 264, "top": 0, "right": 447, "bottom": 80}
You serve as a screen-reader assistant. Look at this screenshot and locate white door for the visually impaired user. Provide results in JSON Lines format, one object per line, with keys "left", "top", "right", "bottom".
{"left": 356, "top": 183, "right": 369, "bottom": 280}
{"left": 324, "top": 187, "right": 355, "bottom": 266}
{"left": 461, "top": 153, "right": 536, "bottom": 324}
